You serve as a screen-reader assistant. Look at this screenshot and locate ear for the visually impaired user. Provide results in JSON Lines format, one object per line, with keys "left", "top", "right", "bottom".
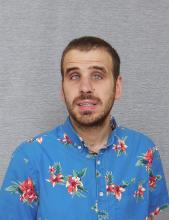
{"left": 114, "top": 75, "right": 122, "bottom": 100}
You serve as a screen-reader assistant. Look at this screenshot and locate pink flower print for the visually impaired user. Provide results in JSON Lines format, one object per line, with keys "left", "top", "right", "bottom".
{"left": 49, "top": 166, "right": 56, "bottom": 174}
{"left": 149, "top": 176, "right": 157, "bottom": 188}
{"left": 146, "top": 207, "right": 160, "bottom": 219}
{"left": 46, "top": 164, "right": 87, "bottom": 197}
{"left": 105, "top": 171, "right": 128, "bottom": 201}
{"left": 145, "top": 204, "right": 169, "bottom": 219}
{"left": 63, "top": 133, "right": 72, "bottom": 144}
{"left": 48, "top": 174, "right": 64, "bottom": 187}
{"left": 58, "top": 133, "right": 72, "bottom": 145}
{"left": 149, "top": 172, "right": 161, "bottom": 190}
{"left": 19, "top": 177, "right": 38, "bottom": 203}
{"left": 134, "top": 184, "right": 146, "bottom": 199}
{"left": 66, "top": 176, "right": 83, "bottom": 194}
{"left": 106, "top": 184, "right": 125, "bottom": 201}
{"left": 46, "top": 163, "right": 64, "bottom": 187}
{"left": 36, "top": 137, "right": 43, "bottom": 144}
{"left": 113, "top": 144, "right": 119, "bottom": 152}
{"left": 153, "top": 207, "right": 160, "bottom": 216}
{"left": 113, "top": 138, "right": 128, "bottom": 156}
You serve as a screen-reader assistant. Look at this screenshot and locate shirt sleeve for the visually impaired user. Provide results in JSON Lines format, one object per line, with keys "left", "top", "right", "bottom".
{"left": 0, "top": 142, "right": 39, "bottom": 220}
{"left": 148, "top": 146, "right": 169, "bottom": 218}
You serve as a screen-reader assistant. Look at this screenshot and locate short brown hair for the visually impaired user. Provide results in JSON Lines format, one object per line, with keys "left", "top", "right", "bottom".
{"left": 60, "top": 36, "right": 120, "bottom": 81}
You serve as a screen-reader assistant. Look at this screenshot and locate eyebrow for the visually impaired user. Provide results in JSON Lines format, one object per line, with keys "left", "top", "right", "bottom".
{"left": 88, "top": 65, "right": 107, "bottom": 73}
{"left": 65, "top": 67, "right": 79, "bottom": 75}
{"left": 65, "top": 65, "right": 107, "bottom": 75}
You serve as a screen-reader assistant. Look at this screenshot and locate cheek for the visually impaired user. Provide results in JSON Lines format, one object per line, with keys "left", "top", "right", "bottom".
{"left": 63, "top": 86, "right": 77, "bottom": 102}
{"left": 96, "top": 83, "right": 115, "bottom": 98}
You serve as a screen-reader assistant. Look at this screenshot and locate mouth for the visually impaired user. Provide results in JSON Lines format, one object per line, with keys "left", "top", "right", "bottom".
{"left": 76, "top": 100, "right": 98, "bottom": 111}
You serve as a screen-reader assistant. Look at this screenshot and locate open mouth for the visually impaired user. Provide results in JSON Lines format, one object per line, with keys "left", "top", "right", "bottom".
{"left": 76, "top": 100, "right": 98, "bottom": 111}
{"left": 78, "top": 103, "right": 96, "bottom": 106}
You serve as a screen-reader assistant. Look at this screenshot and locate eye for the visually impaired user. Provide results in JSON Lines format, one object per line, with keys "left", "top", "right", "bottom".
{"left": 92, "top": 73, "right": 103, "bottom": 80}
{"left": 69, "top": 73, "right": 80, "bottom": 80}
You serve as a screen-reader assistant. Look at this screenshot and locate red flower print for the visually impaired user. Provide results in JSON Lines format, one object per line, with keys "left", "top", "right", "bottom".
{"left": 146, "top": 207, "right": 160, "bottom": 219}
{"left": 144, "top": 149, "right": 153, "bottom": 171}
{"left": 48, "top": 174, "right": 64, "bottom": 187}
{"left": 58, "top": 133, "right": 72, "bottom": 145}
{"left": 63, "top": 133, "right": 72, "bottom": 144}
{"left": 5, "top": 177, "right": 38, "bottom": 205}
{"left": 136, "top": 147, "right": 156, "bottom": 172}
{"left": 66, "top": 176, "right": 83, "bottom": 194}
{"left": 149, "top": 172, "right": 161, "bottom": 190}
{"left": 105, "top": 171, "right": 129, "bottom": 201}
{"left": 145, "top": 204, "right": 169, "bottom": 219}
{"left": 113, "top": 144, "right": 119, "bottom": 152}
{"left": 106, "top": 184, "right": 125, "bottom": 201}
{"left": 149, "top": 176, "right": 157, "bottom": 188}
{"left": 144, "top": 149, "right": 153, "bottom": 161}
{"left": 49, "top": 166, "right": 56, "bottom": 174}
{"left": 134, "top": 184, "right": 146, "bottom": 199}
{"left": 19, "top": 177, "right": 38, "bottom": 203}
{"left": 47, "top": 163, "right": 64, "bottom": 187}
{"left": 119, "top": 140, "right": 127, "bottom": 152}
{"left": 46, "top": 164, "right": 87, "bottom": 197}
{"left": 153, "top": 207, "right": 160, "bottom": 216}
{"left": 113, "top": 138, "right": 128, "bottom": 156}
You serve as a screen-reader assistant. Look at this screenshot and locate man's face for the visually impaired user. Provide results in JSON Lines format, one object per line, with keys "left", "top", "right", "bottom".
{"left": 62, "top": 48, "right": 122, "bottom": 127}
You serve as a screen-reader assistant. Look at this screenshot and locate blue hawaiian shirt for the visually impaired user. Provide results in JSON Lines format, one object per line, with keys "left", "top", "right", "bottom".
{"left": 0, "top": 117, "right": 168, "bottom": 220}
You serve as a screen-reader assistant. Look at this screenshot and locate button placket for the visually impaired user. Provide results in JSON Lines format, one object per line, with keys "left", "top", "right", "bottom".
{"left": 95, "top": 157, "right": 105, "bottom": 198}
{"left": 95, "top": 155, "right": 107, "bottom": 219}
{"left": 96, "top": 159, "right": 101, "bottom": 177}
{"left": 99, "top": 191, "right": 104, "bottom": 197}
{"left": 96, "top": 160, "right": 101, "bottom": 165}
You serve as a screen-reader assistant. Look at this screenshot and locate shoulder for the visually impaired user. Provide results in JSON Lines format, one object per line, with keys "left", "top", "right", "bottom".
{"left": 12, "top": 123, "right": 63, "bottom": 162}
{"left": 115, "top": 125, "right": 156, "bottom": 152}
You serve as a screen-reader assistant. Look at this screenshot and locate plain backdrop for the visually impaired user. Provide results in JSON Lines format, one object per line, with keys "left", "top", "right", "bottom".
{"left": 0, "top": 0, "right": 169, "bottom": 219}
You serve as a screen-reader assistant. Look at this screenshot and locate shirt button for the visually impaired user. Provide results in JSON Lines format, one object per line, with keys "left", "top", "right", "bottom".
{"left": 77, "top": 146, "right": 82, "bottom": 149}
{"left": 99, "top": 192, "right": 104, "bottom": 197}
{"left": 96, "top": 160, "right": 101, "bottom": 165}
{"left": 96, "top": 170, "right": 101, "bottom": 177}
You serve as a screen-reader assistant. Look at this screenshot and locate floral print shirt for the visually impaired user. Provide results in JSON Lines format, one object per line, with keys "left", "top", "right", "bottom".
{"left": 0, "top": 117, "right": 168, "bottom": 220}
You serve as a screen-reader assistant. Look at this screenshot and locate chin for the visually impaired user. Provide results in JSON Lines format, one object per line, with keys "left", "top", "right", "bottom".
{"left": 71, "top": 112, "right": 109, "bottom": 127}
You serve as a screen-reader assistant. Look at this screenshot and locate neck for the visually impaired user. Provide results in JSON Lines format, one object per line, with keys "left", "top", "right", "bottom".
{"left": 70, "top": 115, "right": 112, "bottom": 153}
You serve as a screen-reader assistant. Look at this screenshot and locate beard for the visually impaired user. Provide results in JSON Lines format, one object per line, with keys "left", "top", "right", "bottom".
{"left": 63, "top": 92, "right": 115, "bottom": 128}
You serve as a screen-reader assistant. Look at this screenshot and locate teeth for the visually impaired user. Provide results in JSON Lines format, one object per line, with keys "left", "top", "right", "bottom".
{"left": 79, "top": 103, "right": 95, "bottom": 106}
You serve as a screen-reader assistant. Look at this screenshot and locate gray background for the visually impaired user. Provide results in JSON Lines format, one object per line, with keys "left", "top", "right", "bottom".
{"left": 0, "top": 0, "right": 169, "bottom": 219}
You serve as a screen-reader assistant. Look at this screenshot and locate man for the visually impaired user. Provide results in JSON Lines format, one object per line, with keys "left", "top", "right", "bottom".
{"left": 0, "top": 36, "right": 168, "bottom": 220}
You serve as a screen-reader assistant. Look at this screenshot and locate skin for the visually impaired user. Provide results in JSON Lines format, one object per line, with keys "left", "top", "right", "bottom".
{"left": 62, "top": 48, "right": 122, "bottom": 153}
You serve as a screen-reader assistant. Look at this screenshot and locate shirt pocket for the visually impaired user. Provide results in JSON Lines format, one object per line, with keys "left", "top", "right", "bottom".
{"left": 108, "top": 182, "right": 148, "bottom": 220}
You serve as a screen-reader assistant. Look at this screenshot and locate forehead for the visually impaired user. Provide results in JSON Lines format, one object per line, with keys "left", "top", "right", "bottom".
{"left": 63, "top": 48, "right": 113, "bottom": 71}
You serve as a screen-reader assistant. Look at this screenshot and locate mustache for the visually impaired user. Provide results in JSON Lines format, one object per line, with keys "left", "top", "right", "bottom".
{"left": 73, "top": 93, "right": 102, "bottom": 104}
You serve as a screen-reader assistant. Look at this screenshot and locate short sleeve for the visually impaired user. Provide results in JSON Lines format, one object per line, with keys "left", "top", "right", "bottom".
{"left": 148, "top": 146, "right": 169, "bottom": 218}
{"left": 0, "top": 143, "right": 39, "bottom": 220}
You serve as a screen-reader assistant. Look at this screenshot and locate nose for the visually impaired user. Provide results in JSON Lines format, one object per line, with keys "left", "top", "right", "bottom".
{"left": 79, "top": 77, "right": 94, "bottom": 93}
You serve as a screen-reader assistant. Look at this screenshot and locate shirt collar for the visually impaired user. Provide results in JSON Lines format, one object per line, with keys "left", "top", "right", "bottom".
{"left": 60, "top": 116, "right": 118, "bottom": 149}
